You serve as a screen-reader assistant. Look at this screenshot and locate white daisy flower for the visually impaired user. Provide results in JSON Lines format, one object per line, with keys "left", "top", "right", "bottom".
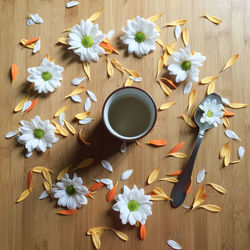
{"left": 112, "top": 185, "right": 152, "bottom": 225}
{"left": 51, "top": 173, "right": 89, "bottom": 210}
{"left": 27, "top": 57, "right": 64, "bottom": 94}
{"left": 199, "top": 99, "right": 224, "bottom": 127}
{"left": 120, "top": 16, "right": 160, "bottom": 57}
{"left": 168, "top": 45, "right": 206, "bottom": 83}
{"left": 17, "top": 116, "right": 58, "bottom": 153}
{"left": 67, "top": 19, "right": 106, "bottom": 62}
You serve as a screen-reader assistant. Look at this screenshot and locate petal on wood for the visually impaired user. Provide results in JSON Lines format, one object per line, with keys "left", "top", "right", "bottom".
{"left": 188, "top": 89, "right": 197, "bottom": 110}
{"left": 150, "top": 194, "right": 170, "bottom": 201}
{"left": 87, "top": 226, "right": 108, "bottom": 237}
{"left": 159, "top": 177, "right": 179, "bottom": 183}
{"left": 148, "top": 12, "right": 164, "bottom": 22}
{"left": 163, "top": 51, "right": 168, "bottom": 66}
{"left": 91, "top": 232, "right": 101, "bottom": 249}
{"left": 75, "top": 111, "right": 91, "bottom": 120}
{"left": 65, "top": 86, "right": 85, "bottom": 98}
{"left": 73, "top": 158, "right": 94, "bottom": 171}
{"left": 140, "top": 224, "right": 146, "bottom": 240}
{"left": 228, "top": 102, "right": 248, "bottom": 109}
{"left": 64, "top": 120, "right": 76, "bottom": 135}
{"left": 167, "top": 170, "right": 183, "bottom": 176}
{"left": 24, "top": 37, "right": 39, "bottom": 46}
{"left": 200, "top": 75, "right": 219, "bottom": 84}
{"left": 83, "top": 61, "right": 91, "bottom": 79}
{"left": 88, "top": 8, "right": 103, "bottom": 22}
{"left": 181, "top": 114, "right": 197, "bottom": 128}
{"left": 51, "top": 120, "right": 69, "bottom": 136}
{"left": 111, "top": 59, "right": 125, "bottom": 74}
{"left": 32, "top": 166, "right": 53, "bottom": 173}
{"left": 203, "top": 14, "right": 222, "bottom": 24}
{"left": 27, "top": 169, "right": 33, "bottom": 189}
{"left": 147, "top": 167, "right": 160, "bottom": 184}
{"left": 54, "top": 103, "right": 70, "bottom": 117}
{"left": 207, "top": 80, "right": 215, "bottom": 95}
{"left": 14, "top": 96, "right": 29, "bottom": 112}
{"left": 124, "top": 68, "right": 140, "bottom": 77}
{"left": 42, "top": 169, "right": 52, "bottom": 187}
{"left": 167, "top": 239, "right": 182, "bottom": 249}
{"left": 57, "top": 37, "right": 68, "bottom": 45}
{"left": 106, "top": 182, "right": 117, "bottom": 202}
{"left": 161, "top": 77, "right": 176, "bottom": 89}
{"left": 198, "top": 204, "right": 222, "bottom": 213}
{"left": 222, "top": 54, "right": 239, "bottom": 72}
{"left": 11, "top": 63, "right": 18, "bottom": 83}
{"left": 146, "top": 139, "right": 167, "bottom": 146}
{"left": 25, "top": 98, "right": 38, "bottom": 113}
{"left": 111, "top": 228, "right": 129, "bottom": 241}
{"left": 78, "top": 128, "right": 91, "bottom": 146}
{"left": 192, "top": 185, "right": 207, "bottom": 209}
{"left": 156, "top": 56, "right": 164, "bottom": 78}
{"left": 167, "top": 152, "right": 187, "bottom": 159}
{"left": 57, "top": 166, "right": 71, "bottom": 181}
{"left": 165, "top": 19, "right": 187, "bottom": 26}
{"left": 207, "top": 182, "right": 226, "bottom": 194}
{"left": 124, "top": 77, "right": 133, "bottom": 87}
{"left": 89, "top": 182, "right": 104, "bottom": 192}
{"left": 106, "top": 57, "right": 113, "bottom": 77}
{"left": 156, "top": 38, "right": 164, "bottom": 48}
{"left": 169, "top": 142, "right": 184, "bottom": 154}
{"left": 56, "top": 209, "right": 77, "bottom": 215}
{"left": 20, "top": 39, "right": 35, "bottom": 49}
{"left": 159, "top": 102, "right": 176, "bottom": 111}
{"left": 158, "top": 79, "right": 172, "bottom": 96}
{"left": 16, "top": 188, "right": 32, "bottom": 203}
{"left": 181, "top": 28, "right": 189, "bottom": 46}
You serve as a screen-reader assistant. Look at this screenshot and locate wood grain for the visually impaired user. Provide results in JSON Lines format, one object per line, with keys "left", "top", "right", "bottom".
{"left": 0, "top": 0, "right": 249, "bottom": 249}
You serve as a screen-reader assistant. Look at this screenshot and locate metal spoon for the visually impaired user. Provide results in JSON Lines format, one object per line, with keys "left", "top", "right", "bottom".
{"left": 170, "top": 93, "right": 223, "bottom": 208}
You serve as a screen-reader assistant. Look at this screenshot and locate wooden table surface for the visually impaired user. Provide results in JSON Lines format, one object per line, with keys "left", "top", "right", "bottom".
{"left": 0, "top": 0, "right": 249, "bottom": 249}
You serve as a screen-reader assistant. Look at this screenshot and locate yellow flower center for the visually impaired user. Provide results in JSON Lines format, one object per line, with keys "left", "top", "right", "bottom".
{"left": 42, "top": 72, "right": 52, "bottom": 81}
{"left": 181, "top": 61, "right": 191, "bottom": 71}
{"left": 33, "top": 129, "right": 44, "bottom": 139}
{"left": 81, "top": 35, "right": 93, "bottom": 48}
{"left": 128, "top": 200, "right": 139, "bottom": 211}
{"left": 206, "top": 110, "right": 213, "bottom": 117}
{"left": 135, "top": 32, "right": 146, "bottom": 43}
{"left": 66, "top": 185, "right": 76, "bottom": 196}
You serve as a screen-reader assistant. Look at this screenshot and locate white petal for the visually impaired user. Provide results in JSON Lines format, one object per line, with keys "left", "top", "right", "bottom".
{"left": 129, "top": 76, "right": 142, "bottom": 82}
{"left": 184, "top": 81, "right": 192, "bottom": 94}
{"left": 120, "top": 141, "right": 127, "bottom": 153}
{"left": 107, "top": 30, "right": 115, "bottom": 40}
{"left": 196, "top": 169, "right": 206, "bottom": 184}
{"left": 78, "top": 118, "right": 93, "bottom": 125}
{"left": 59, "top": 112, "right": 65, "bottom": 126}
{"left": 174, "top": 25, "right": 181, "bottom": 39}
{"left": 221, "top": 96, "right": 230, "bottom": 106}
{"left": 100, "top": 178, "right": 113, "bottom": 186}
{"left": 5, "top": 130, "right": 18, "bottom": 139}
{"left": 39, "top": 190, "right": 49, "bottom": 200}
{"left": 167, "top": 240, "right": 182, "bottom": 249}
{"left": 238, "top": 146, "right": 245, "bottom": 159}
{"left": 86, "top": 90, "right": 97, "bottom": 102}
{"left": 25, "top": 151, "right": 33, "bottom": 158}
{"left": 30, "top": 13, "right": 43, "bottom": 24}
{"left": 26, "top": 18, "right": 35, "bottom": 26}
{"left": 65, "top": 1, "right": 79, "bottom": 8}
{"left": 32, "top": 39, "right": 41, "bottom": 54}
{"left": 101, "top": 160, "right": 113, "bottom": 173}
{"left": 128, "top": 212, "right": 136, "bottom": 225}
{"left": 72, "top": 77, "right": 87, "bottom": 86}
{"left": 120, "top": 169, "right": 133, "bottom": 181}
{"left": 22, "top": 100, "right": 32, "bottom": 112}
{"left": 225, "top": 129, "right": 241, "bottom": 141}
{"left": 84, "top": 97, "right": 91, "bottom": 111}
{"left": 71, "top": 95, "right": 82, "bottom": 103}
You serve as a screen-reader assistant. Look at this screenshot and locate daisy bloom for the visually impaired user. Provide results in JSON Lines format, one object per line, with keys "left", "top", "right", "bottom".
{"left": 120, "top": 16, "right": 160, "bottom": 57}
{"left": 112, "top": 185, "right": 152, "bottom": 225}
{"left": 51, "top": 173, "right": 89, "bottom": 210}
{"left": 27, "top": 57, "right": 64, "bottom": 94}
{"left": 199, "top": 98, "right": 224, "bottom": 127}
{"left": 67, "top": 19, "right": 106, "bottom": 62}
{"left": 17, "top": 116, "right": 58, "bottom": 153}
{"left": 168, "top": 45, "right": 206, "bottom": 83}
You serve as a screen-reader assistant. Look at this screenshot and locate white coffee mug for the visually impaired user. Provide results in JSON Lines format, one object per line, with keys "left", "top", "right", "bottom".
{"left": 102, "top": 87, "right": 157, "bottom": 141}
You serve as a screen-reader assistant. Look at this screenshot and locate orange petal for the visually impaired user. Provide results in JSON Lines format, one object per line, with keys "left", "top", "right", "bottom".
{"left": 146, "top": 139, "right": 167, "bottom": 147}
{"left": 140, "top": 224, "right": 146, "bottom": 240}
{"left": 89, "top": 182, "right": 104, "bottom": 192}
{"left": 24, "top": 37, "right": 39, "bottom": 46}
{"left": 169, "top": 141, "right": 184, "bottom": 154}
{"left": 27, "top": 168, "right": 33, "bottom": 189}
{"left": 56, "top": 209, "right": 77, "bottom": 215}
{"left": 167, "top": 170, "right": 183, "bottom": 176}
{"left": 11, "top": 63, "right": 18, "bottom": 83}
{"left": 25, "top": 98, "right": 38, "bottom": 113}
{"left": 106, "top": 183, "right": 117, "bottom": 202}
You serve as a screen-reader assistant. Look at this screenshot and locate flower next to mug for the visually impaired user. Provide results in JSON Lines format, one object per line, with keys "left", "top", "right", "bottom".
{"left": 168, "top": 45, "right": 206, "bottom": 83}
{"left": 112, "top": 185, "right": 152, "bottom": 225}
{"left": 120, "top": 16, "right": 160, "bottom": 57}
{"left": 27, "top": 57, "right": 64, "bottom": 94}
{"left": 17, "top": 116, "right": 58, "bottom": 156}
{"left": 67, "top": 19, "right": 106, "bottom": 62}
{"left": 199, "top": 98, "right": 224, "bottom": 127}
{"left": 51, "top": 173, "right": 89, "bottom": 210}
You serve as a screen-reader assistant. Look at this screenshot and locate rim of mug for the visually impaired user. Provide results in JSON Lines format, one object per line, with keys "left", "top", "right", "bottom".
{"left": 102, "top": 86, "right": 157, "bottom": 141}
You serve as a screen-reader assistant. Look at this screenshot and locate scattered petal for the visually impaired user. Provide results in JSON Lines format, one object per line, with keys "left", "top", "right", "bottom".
{"left": 25, "top": 98, "right": 38, "bottom": 113}
{"left": 222, "top": 117, "right": 230, "bottom": 128}
{"left": 182, "top": 205, "right": 191, "bottom": 209}
{"left": 221, "top": 96, "right": 230, "bottom": 106}
{"left": 203, "top": 14, "right": 222, "bottom": 24}
{"left": 165, "top": 19, "right": 187, "bottom": 26}
{"left": 238, "top": 146, "right": 245, "bottom": 159}
{"left": 111, "top": 228, "right": 129, "bottom": 241}
{"left": 83, "top": 61, "right": 91, "bottom": 79}
{"left": 140, "top": 224, "right": 146, "bottom": 240}
{"left": 146, "top": 140, "right": 167, "bottom": 147}
{"left": 78, "top": 128, "right": 91, "bottom": 146}
{"left": 200, "top": 75, "right": 219, "bottom": 84}
{"left": 71, "top": 95, "right": 82, "bottom": 103}
{"left": 65, "top": 86, "right": 85, "bottom": 98}
{"left": 148, "top": 12, "right": 164, "bottom": 22}
{"left": 198, "top": 204, "right": 222, "bottom": 213}
{"left": 222, "top": 54, "right": 239, "bottom": 71}
{"left": 79, "top": 117, "right": 94, "bottom": 125}
{"left": 167, "top": 239, "right": 182, "bottom": 249}
{"left": 42, "top": 169, "right": 52, "bottom": 187}
{"left": 129, "top": 76, "right": 142, "bottom": 82}
{"left": 159, "top": 102, "right": 176, "bottom": 111}
{"left": 14, "top": 96, "right": 29, "bottom": 112}
{"left": 167, "top": 170, "right": 182, "bottom": 176}
{"left": 111, "top": 59, "right": 125, "bottom": 74}
{"left": 89, "top": 182, "right": 104, "bottom": 192}
{"left": 124, "top": 78, "right": 133, "bottom": 87}
{"left": 73, "top": 158, "right": 94, "bottom": 171}
{"left": 25, "top": 151, "right": 33, "bottom": 158}
{"left": 72, "top": 77, "right": 87, "bottom": 86}
{"left": 175, "top": 25, "right": 181, "bottom": 39}
{"left": 84, "top": 97, "right": 91, "bottom": 112}
{"left": 106, "top": 57, "right": 114, "bottom": 77}
{"left": 75, "top": 111, "right": 90, "bottom": 120}
{"left": 64, "top": 120, "right": 76, "bottom": 134}
{"left": 29, "top": 13, "right": 43, "bottom": 24}
{"left": 106, "top": 182, "right": 117, "bottom": 202}
{"left": 88, "top": 8, "right": 103, "bottom": 22}
{"left": 32, "top": 39, "right": 40, "bottom": 54}
{"left": 192, "top": 185, "right": 207, "bottom": 209}
{"left": 207, "top": 182, "right": 226, "bottom": 194}
{"left": 59, "top": 112, "right": 65, "bottom": 126}
{"left": 24, "top": 37, "right": 39, "bottom": 47}
{"left": 157, "top": 56, "right": 164, "bottom": 78}
{"left": 11, "top": 63, "right": 18, "bottom": 83}
{"left": 196, "top": 169, "right": 206, "bottom": 183}
{"left": 169, "top": 142, "right": 184, "bottom": 154}
{"left": 57, "top": 209, "right": 77, "bottom": 215}
{"left": 161, "top": 77, "right": 176, "bottom": 89}
{"left": 188, "top": 89, "right": 197, "bottom": 110}
{"left": 101, "top": 160, "right": 113, "bottom": 173}
{"left": 184, "top": 81, "right": 192, "bottom": 94}
{"left": 57, "top": 166, "right": 71, "bottom": 181}
{"left": 156, "top": 38, "right": 165, "bottom": 48}
{"left": 16, "top": 188, "right": 32, "bottom": 203}
{"left": 167, "top": 152, "right": 187, "bottom": 158}
{"left": 86, "top": 90, "right": 97, "bottom": 102}
{"left": 225, "top": 129, "right": 240, "bottom": 141}
{"left": 207, "top": 80, "right": 215, "bottom": 95}
{"left": 181, "top": 28, "right": 189, "bottom": 46}
{"left": 228, "top": 102, "right": 248, "bottom": 109}
{"left": 27, "top": 18, "right": 35, "bottom": 26}
{"left": 120, "top": 141, "right": 127, "bottom": 153}
{"left": 22, "top": 100, "right": 32, "bottom": 112}
{"left": 158, "top": 79, "right": 172, "bottom": 96}
{"left": 5, "top": 130, "right": 18, "bottom": 139}
{"left": 124, "top": 68, "right": 140, "bottom": 78}
{"left": 181, "top": 114, "right": 197, "bottom": 128}
{"left": 57, "top": 38, "right": 68, "bottom": 45}
{"left": 147, "top": 167, "right": 160, "bottom": 184}
{"left": 65, "top": 1, "right": 79, "bottom": 8}
{"left": 39, "top": 190, "right": 49, "bottom": 200}
{"left": 121, "top": 169, "right": 133, "bottom": 181}
{"left": 54, "top": 103, "right": 70, "bottom": 117}
{"left": 159, "top": 177, "right": 179, "bottom": 183}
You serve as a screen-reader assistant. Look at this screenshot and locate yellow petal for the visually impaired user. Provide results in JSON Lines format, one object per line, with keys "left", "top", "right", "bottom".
{"left": 207, "top": 182, "right": 227, "bottom": 194}
{"left": 57, "top": 166, "right": 71, "bottom": 181}
{"left": 43, "top": 181, "right": 51, "bottom": 193}
{"left": 222, "top": 117, "right": 230, "bottom": 128}
{"left": 20, "top": 39, "right": 35, "bottom": 49}
{"left": 159, "top": 177, "right": 179, "bottom": 183}
{"left": 57, "top": 38, "right": 68, "bottom": 45}
{"left": 219, "top": 141, "right": 229, "bottom": 159}
{"left": 222, "top": 54, "right": 239, "bottom": 71}
{"left": 198, "top": 204, "right": 222, "bottom": 212}
{"left": 182, "top": 28, "right": 189, "bottom": 46}
{"left": 167, "top": 152, "right": 188, "bottom": 159}
{"left": 230, "top": 160, "right": 241, "bottom": 164}
{"left": 153, "top": 187, "right": 167, "bottom": 196}
{"left": 32, "top": 166, "right": 53, "bottom": 173}
{"left": 200, "top": 75, "right": 219, "bottom": 84}
{"left": 166, "top": 44, "right": 174, "bottom": 55}
{"left": 157, "top": 79, "right": 172, "bottom": 96}
{"left": 157, "top": 56, "right": 164, "bottom": 78}
{"left": 124, "top": 68, "right": 140, "bottom": 77}
{"left": 87, "top": 226, "right": 108, "bottom": 237}
{"left": 124, "top": 78, "right": 133, "bottom": 87}
{"left": 42, "top": 169, "right": 52, "bottom": 187}
{"left": 155, "top": 24, "right": 161, "bottom": 33}
{"left": 106, "top": 57, "right": 114, "bottom": 77}
{"left": 14, "top": 96, "right": 29, "bottom": 112}
{"left": 73, "top": 158, "right": 94, "bottom": 171}
{"left": 165, "top": 19, "right": 187, "bottom": 26}
{"left": 228, "top": 102, "right": 248, "bottom": 109}
{"left": 150, "top": 195, "right": 171, "bottom": 201}
{"left": 181, "top": 114, "right": 197, "bottom": 128}
{"left": 78, "top": 128, "right": 91, "bottom": 146}
{"left": 91, "top": 232, "right": 101, "bottom": 249}
{"left": 207, "top": 80, "right": 215, "bottom": 95}
{"left": 16, "top": 188, "right": 32, "bottom": 203}
{"left": 65, "top": 86, "right": 85, "bottom": 98}
{"left": 204, "top": 14, "right": 222, "bottom": 24}
{"left": 54, "top": 103, "right": 70, "bottom": 117}
{"left": 75, "top": 111, "right": 90, "bottom": 120}
{"left": 51, "top": 120, "right": 69, "bottom": 136}
{"left": 110, "top": 228, "right": 128, "bottom": 241}
{"left": 224, "top": 141, "right": 231, "bottom": 167}
{"left": 163, "top": 51, "right": 168, "bottom": 66}
{"left": 156, "top": 38, "right": 164, "bottom": 48}
{"left": 88, "top": 8, "right": 104, "bottom": 22}
{"left": 148, "top": 12, "right": 164, "bottom": 22}
{"left": 147, "top": 167, "right": 160, "bottom": 184}
{"left": 192, "top": 185, "right": 207, "bottom": 209}
{"left": 111, "top": 59, "right": 125, "bottom": 74}
{"left": 159, "top": 102, "right": 176, "bottom": 111}
{"left": 64, "top": 120, "right": 76, "bottom": 135}
{"left": 188, "top": 89, "right": 197, "bottom": 110}
{"left": 83, "top": 61, "right": 91, "bottom": 79}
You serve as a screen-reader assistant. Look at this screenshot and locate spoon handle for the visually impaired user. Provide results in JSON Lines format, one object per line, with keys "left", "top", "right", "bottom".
{"left": 171, "top": 133, "right": 204, "bottom": 208}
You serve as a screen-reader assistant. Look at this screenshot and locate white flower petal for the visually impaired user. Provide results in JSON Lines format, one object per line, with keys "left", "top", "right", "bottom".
{"left": 84, "top": 97, "right": 91, "bottom": 111}
{"left": 174, "top": 25, "right": 181, "bottom": 39}
{"left": 39, "top": 190, "right": 49, "bottom": 200}
{"left": 238, "top": 146, "right": 245, "bottom": 159}
{"left": 167, "top": 240, "right": 182, "bottom": 249}
{"left": 5, "top": 130, "right": 18, "bottom": 139}
{"left": 120, "top": 141, "right": 127, "bottom": 153}
{"left": 72, "top": 77, "right": 87, "bottom": 86}
{"left": 225, "top": 129, "right": 240, "bottom": 141}
{"left": 59, "top": 112, "right": 65, "bottom": 126}
{"left": 78, "top": 118, "right": 94, "bottom": 125}
{"left": 32, "top": 39, "right": 41, "bottom": 54}
{"left": 25, "top": 151, "right": 33, "bottom": 158}
{"left": 120, "top": 169, "right": 133, "bottom": 181}
{"left": 196, "top": 169, "right": 206, "bottom": 184}
{"left": 184, "top": 81, "right": 192, "bottom": 94}
{"left": 30, "top": 13, "right": 43, "bottom": 24}
{"left": 129, "top": 76, "right": 142, "bottom": 82}
{"left": 101, "top": 160, "right": 113, "bottom": 173}
{"left": 86, "top": 90, "right": 97, "bottom": 102}
{"left": 22, "top": 100, "right": 32, "bottom": 112}
{"left": 107, "top": 29, "right": 115, "bottom": 40}
{"left": 26, "top": 18, "right": 35, "bottom": 26}
{"left": 71, "top": 95, "right": 82, "bottom": 103}
{"left": 65, "top": 1, "right": 79, "bottom": 8}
